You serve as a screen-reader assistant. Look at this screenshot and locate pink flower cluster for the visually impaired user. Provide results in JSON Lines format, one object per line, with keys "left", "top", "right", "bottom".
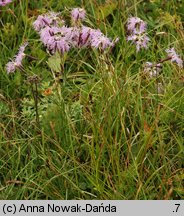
{"left": 166, "top": 48, "right": 183, "bottom": 68}
{"left": 127, "top": 17, "right": 150, "bottom": 52}
{"left": 33, "top": 8, "right": 117, "bottom": 54}
{"left": 0, "top": 0, "right": 12, "bottom": 6}
{"left": 6, "top": 42, "right": 28, "bottom": 74}
{"left": 144, "top": 48, "right": 183, "bottom": 78}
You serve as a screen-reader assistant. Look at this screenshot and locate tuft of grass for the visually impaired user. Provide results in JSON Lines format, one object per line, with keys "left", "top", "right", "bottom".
{"left": 0, "top": 0, "right": 183, "bottom": 200}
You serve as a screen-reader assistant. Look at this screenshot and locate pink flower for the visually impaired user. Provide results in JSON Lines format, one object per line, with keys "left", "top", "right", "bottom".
{"left": 165, "top": 48, "right": 183, "bottom": 68}
{"left": 6, "top": 62, "right": 16, "bottom": 74}
{"left": 78, "top": 26, "right": 91, "bottom": 47}
{"left": 40, "top": 26, "right": 71, "bottom": 54}
{"left": 144, "top": 62, "right": 162, "bottom": 78}
{"left": 15, "top": 42, "right": 28, "bottom": 65}
{"left": 33, "top": 11, "right": 64, "bottom": 32}
{"left": 90, "top": 29, "right": 114, "bottom": 49}
{"left": 33, "top": 15, "right": 50, "bottom": 32}
{"left": 0, "top": 0, "right": 12, "bottom": 6}
{"left": 71, "top": 8, "right": 86, "bottom": 23}
{"left": 127, "top": 34, "right": 150, "bottom": 52}
{"left": 126, "top": 16, "right": 149, "bottom": 51}
{"left": 127, "top": 17, "right": 147, "bottom": 34}
{"left": 6, "top": 42, "right": 28, "bottom": 74}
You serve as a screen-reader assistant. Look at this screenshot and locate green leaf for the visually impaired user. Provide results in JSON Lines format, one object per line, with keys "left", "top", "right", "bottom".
{"left": 47, "top": 52, "right": 62, "bottom": 73}
{"left": 14, "top": 71, "right": 22, "bottom": 86}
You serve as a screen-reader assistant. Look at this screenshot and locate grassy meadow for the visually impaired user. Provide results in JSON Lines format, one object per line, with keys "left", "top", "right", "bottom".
{"left": 0, "top": 0, "right": 183, "bottom": 199}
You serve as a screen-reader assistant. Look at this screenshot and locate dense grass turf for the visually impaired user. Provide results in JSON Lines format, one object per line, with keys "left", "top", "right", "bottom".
{"left": 0, "top": 0, "right": 183, "bottom": 199}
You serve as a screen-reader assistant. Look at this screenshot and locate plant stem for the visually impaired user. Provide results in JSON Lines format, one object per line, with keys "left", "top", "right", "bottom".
{"left": 158, "top": 56, "right": 172, "bottom": 64}
{"left": 34, "top": 82, "right": 40, "bottom": 128}
{"left": 30, "top": 77, "right": 40, "bottom": 128}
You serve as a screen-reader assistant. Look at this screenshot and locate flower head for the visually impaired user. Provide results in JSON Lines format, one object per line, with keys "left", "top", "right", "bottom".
{"left": 165, "top": 48, "right": 183, "bottom": 68}
{"left": 144, "top": 62, "right": 162, "bottom": 78}
{"left": 15, "top": 42, "right": 28, "bottom": 65}
{"left": 126, "top": 16, "right": 149, "bottom": 52}
{"left": 33, "top": 11, "right": 64, "bottom": 32}
{"left": 127, "top": 17, "right": 147, "bottom": 34}
{"left": 78, "top": 26, "right": 91, "bottom": 47}
{"left": 71, "top": 8, "right": 86, "bottom": 23}
{"left": 90, "top": 29, "right": 114, "bottom": 49}
{"left": 40, "top": 26, "right": 71, "bottom": 54}
{"left": 6, "top": 42, "right": 28, "bottom": 74}
{"left": 6, "top": 62, "right": 16, "bottom": 74}
{"left": 127, "top": 33, "right": 150, "bottom": 52}
{"left": 0, "top": 0, "right": 12, "bottom": 6}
